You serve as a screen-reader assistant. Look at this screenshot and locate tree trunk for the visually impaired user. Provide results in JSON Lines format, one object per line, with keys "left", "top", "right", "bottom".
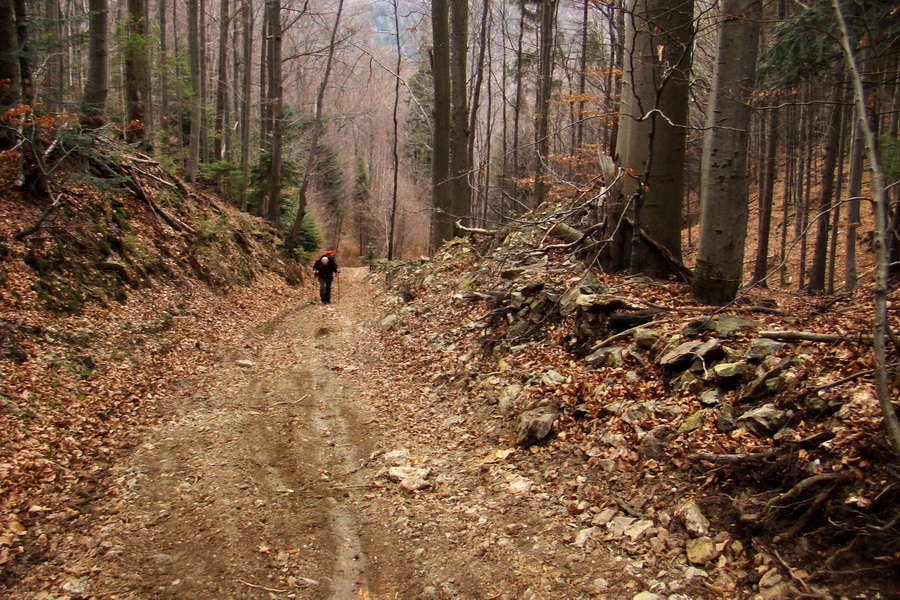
{"left": 617, "top": 0, "right": 693, "bottom": 277}
{"left": 691, "top": 0, "right": 761, "bottom": 305}
{"left": 214, "top": 0, "right": 230, "bottom": 162}
{"left": 807, "top": 83, "right": 843, "bottom": 293}
{"left": 533, "top": 0, "right": 557, "bottom": 208}
{"left": 288, "top": 0, "right": 344, "bottom": 244}
{"left": 387, "top": 0, "right": 402, "bottom": 260}
{"left": 239, "top": 0, "right": 252, "bottom": 212}
{"left": 124, "top": 0, "right": 151, "bottom": 148}
{"left": 266, "top": 0, "right": 282, "bottom": 224}
{"left": 751, "top": 107, "right": 778, "bottom": 286}
{"left": 448, "top": 0, "right": 470, "bottom": 228}
{"left": 199, "top": 0, "right": 209, "bottom": 163}
{"left": 466, "top": 0, "right": 489, "bottom": 209}
{"left": 158, "top": 0, "right": 169, "bottom": 143}
{"left": 186, "top": 0, "right": 202, "bottom": 181}
{"left": 0, "top": 0, "right": 19, "bottom": 149}
{"left": 430, "top": 0, "right": 453, "bottom": 250}
{"left": 82, "top": 0, "right": 108, "bottom": 127}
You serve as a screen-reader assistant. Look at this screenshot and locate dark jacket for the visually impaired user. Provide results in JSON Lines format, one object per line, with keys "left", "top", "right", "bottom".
{"left": 313, "top": 254, "right": 339, "bottom": 279}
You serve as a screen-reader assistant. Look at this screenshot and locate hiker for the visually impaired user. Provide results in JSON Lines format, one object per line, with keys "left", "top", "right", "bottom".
{"left": 312, "top": 251, "right": 339, "bottom": 304}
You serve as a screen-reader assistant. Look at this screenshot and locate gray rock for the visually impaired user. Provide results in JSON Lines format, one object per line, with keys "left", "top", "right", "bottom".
{"left": 515, "top": 402, "right": 560, "bottom": 446}
{"left": 713, "top": 361, "right": 748, "bottom": 384}
{"left": 632, "top": 592, "right": 662, "bottom": 600}
{"left": 717, "top": 404, "right": 737, "bottom": 432}
{"left": 585, "top": 346, "right": 624, "bottom": 368}
{"left": 747, "top": 338, "right": 785, "bottom": 360}
{"left": 683, "top": 316, "right": 717, "bottom": 337}
{"left": 679, "top": 410, "right": 708, "bottom": 433}
{"left": 696, "top": 338, "right": 724, "bottom": 362}
{"left": 61, "top": 578, "right": 90, "bottom": 596}
{"left": 622, "top": 402, "right": 654, "bottom": 424}
{"left": 715, "top": 314, "right": 763, "bottom": 337}
{"left": 658, "top": 340, "right": 703, "bottom": 368}
{"left": 633, "top": 327, "right": 659, "bottom": 349}
{"left": 686, "top": 536, "right": 719, "bottom": 564}
{"left": 737, "top": 403, "right": 786, "bottom": 437}
{"left": 639, "top": 424, "right": 675, "bottom": 461}
{"left": 541, "top": 370, "right": 566, "bottom": 385}
{"left": 498, "top": 384, "right": 522, "bottom": 414}
{"left": 380, "top": 314, "right": 399, "bottom": 327}
{"left": 624, "top": 519, "right": 654, "bottom": 540}
{"left": 573, "top": 527, "right": 599, "bottom": 547}
{"left": 699, "top": 389, "right": 721, "bottom": 406}
{"left": 677, "top": 500, "right": 710, "bottom": 537}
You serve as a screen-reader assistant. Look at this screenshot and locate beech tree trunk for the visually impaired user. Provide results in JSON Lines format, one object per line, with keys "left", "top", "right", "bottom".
{"left": 430, "top": 0, "right": 453, "bottom": 250}
{"left": 617, "top": 0, "right": 693, "bottom": 277}
{"left": 266, "top": 0, "right": 283, "bottom": 224}
{"left": 533, "top": 0, "right": 557, "bottom": 208}
{"left": 186, "top": 0, "right": 202, "bottom": 181}
{"left": 448, "top": 0, "right": 470, "bottom": 228}
{"left": 691, "top": 0, "right": 761, "bottom": 305}
{"left": 82, "top": 0, "right": 108, "bottom": 127}
{"left": 807, "top": 83, "right": 843, "bottom": 293}
{"left": 239, "top": 0, "right": 252, "bottom": 212}
{"left": 751, "top": 107, "right": 778, "bottom": 286}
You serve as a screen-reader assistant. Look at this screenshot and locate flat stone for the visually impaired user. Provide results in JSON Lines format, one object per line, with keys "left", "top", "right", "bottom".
{"left": 609, "top": 515, "right": 636, "bottom": 537}
{"left": 633, "top": 327, "right": 659, "bottom": 349}
{"left": 737, "top": 403, "right": 786, "bottom": 437}
{"left": 386, "top": 466, "right": 431, "bottom": 483}
{"left": 383, "top": 449, "right": 410, "bottom": 464}
{"left": 624, "top": 519, "right": 654, "bottom": 541}
{"left": 747, "top": 338, "right": 784, "bottom": 360}
{"left": 632, "top": 593, "right": 662, "bottom": 600}
{"left": 686, "top": 536, "right": 718, "bottom": 564}
{"left": 714, "top": 361, "right": 748, "bottom": 384}
{"left": 380, "top": 314, "right": 399, "bottom": 327}
{"left": 541, "top": 370, "right": 566, "bottom": 385}
{"left": 573, "top": 527, "right": 599, "bottom": 547}
{"left": 715, "top": 314, "right": 763, "bottom": 337}
{"left": 699, "top": 389, "right": 721, "bottom": 406}
{"left": 717, "top": 404, "right": 737, "bottom": 432}
{"left": 696, "top": 338, "right": 724, "bottom": 362}
{"left": 684, "top": 566, "right": 709, "bottom": 580}
{"left": 585, "top": 347, "right": 624, "bottom": 368}
{"left": 658, "top": 340, "right": 703, "bottom": 368}
{"left": 679, "top": 410, "right": 707, "bottom": 433}
{"left": 507, "top": 474, "right": 534, "bottom": 493}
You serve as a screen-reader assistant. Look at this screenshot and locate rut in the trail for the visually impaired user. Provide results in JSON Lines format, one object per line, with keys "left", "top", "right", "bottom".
{"left": 54, "top": 269, "right": 383, "bottom": 600}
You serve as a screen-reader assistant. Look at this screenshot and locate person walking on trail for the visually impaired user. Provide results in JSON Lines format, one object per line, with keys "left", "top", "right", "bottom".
{"left": 312, "top": 251, "right": 339, "bottom": 304}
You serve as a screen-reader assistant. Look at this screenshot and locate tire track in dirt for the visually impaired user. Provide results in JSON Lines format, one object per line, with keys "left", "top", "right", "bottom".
{"left": 61, "top": 269, "right": 383, "bottom": 599}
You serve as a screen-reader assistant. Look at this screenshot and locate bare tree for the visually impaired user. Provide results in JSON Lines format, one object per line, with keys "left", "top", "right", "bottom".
{"left": 82, "top": 0, "right": 109, "bottom": 128}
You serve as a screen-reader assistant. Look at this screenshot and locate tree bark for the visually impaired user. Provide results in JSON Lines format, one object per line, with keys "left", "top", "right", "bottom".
{"left": 239, "top": 0, "right": 252, "bottom": 212}
{"left": 750, "top": 108, "right": 778, "bottom": 286}
{"left": 448, "top": 0, "right": 470, "bottom": 227}
{"left": 807, "top": 83, "right": 843, "bottom": 293}
{"left": 692, "top": 0, "right": 761, "bottom": 305}
{"left": 266, "top": 0, "right": 283, "bottom": 224}
{"left": 186, "top": 0, "right": 202, "bottom": 181}
{"left": 82, "top": 0, "right": 109, "bottom": 128}
{"left": 124, "top": 0, "right": 151, "bottom": 148}
{"left": 617, "top": 0, "right": 694, "bottom": 277}
{"left": 0, "top": 0, "right": 20, "bottom": 149}
{"left": 430, "top": 0, "right": 453, "bottom": 250}
{"left": 214, "top": 0, "right": 230, "bottom": 162}
{"left": 533, "top": 0, "right": 557, "bottom": 208}
{"left": 387, "top": 0, "right": 402, "bottom": 260}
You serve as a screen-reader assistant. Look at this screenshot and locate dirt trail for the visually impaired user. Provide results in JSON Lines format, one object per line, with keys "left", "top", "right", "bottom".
{"left": 14, "top": 268, "right": 665, "bottom": 600}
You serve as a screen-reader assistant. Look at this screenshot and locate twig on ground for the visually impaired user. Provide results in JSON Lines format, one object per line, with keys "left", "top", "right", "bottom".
{"left": 238, "top": 579, "right": 287, "bottom": 593}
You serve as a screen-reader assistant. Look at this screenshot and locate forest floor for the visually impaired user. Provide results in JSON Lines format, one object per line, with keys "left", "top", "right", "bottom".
{"left": 7, "top": 267, "right": 650, "bottom": 600}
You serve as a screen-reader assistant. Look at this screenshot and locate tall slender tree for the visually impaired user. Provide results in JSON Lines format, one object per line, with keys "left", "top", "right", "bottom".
{"left": 533, "top": 0, "right": 557, "bottom": 207}
{"left": 0, "top": 0, "right": 19, "bottom": 149}
{"left": 431, "top": 0, "right": 453, "bottom": 249}
{"left": 82, "top": 0, "right": 109, "bottom": 127}
{"left": 214, "top": 0, "right": 230, "bottom": 162}
{"left": 124, "top": 0, "right": 151, "bottom": 148}
{"left": 692, "top": 0, "right": 761, "bottom": 304}
{"left": 186, "top": 0, "right": 202, "bottom": 181}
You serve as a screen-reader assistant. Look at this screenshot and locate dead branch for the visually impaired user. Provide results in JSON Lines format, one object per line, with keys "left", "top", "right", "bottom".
{"left": 760, "top": 330, "right": 873, "bottom": 344}
{"left": 116, "top": 164, "right": 198, "bottom": 236}
{"left": 773, "top": 471, "right": 854, "bottom": 507}
{"left": 13, "top": 192, "right": 64, "bottom": 240}
{"left": 238, "top": 579, "right": 287, "bottom": 593}
{"left": 688, "top": 449, "right": 780, "bottom": 464}
{"left": 774, "top": 487, "right": 833, "bottom": 542}
{"left": 455, "top": 219, "right": 498, "bottom": 236}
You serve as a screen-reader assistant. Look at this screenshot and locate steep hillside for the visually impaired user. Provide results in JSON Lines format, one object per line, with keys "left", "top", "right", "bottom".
{"left": 0, "top": 150, "right": 306, "bottom": 582}
{"left": 371, "top": 200, "right": 900, "bottom": 599}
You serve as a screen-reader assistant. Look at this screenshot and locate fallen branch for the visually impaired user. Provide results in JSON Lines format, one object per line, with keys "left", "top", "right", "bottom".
{"left": 455, "top": 219, "right": 498, "bottom": 236}
{"left": 13, "top": 192, "right": 65, "bottom": 241}
{"left": 688, "top": 449, "right": 779, "bottom": 464}
{"left": 239, "top": 579, "right": 287, "bottom": 593}
{"left": 760, "top": 330, "right": 873, "bottom": 344}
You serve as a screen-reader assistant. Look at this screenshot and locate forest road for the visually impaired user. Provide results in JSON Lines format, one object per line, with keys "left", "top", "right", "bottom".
{"left": 70, "top": 267, "right": 405, "bottom": 599}
{"left": 22, "top": 267, "right": 629, "bottom": 600}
